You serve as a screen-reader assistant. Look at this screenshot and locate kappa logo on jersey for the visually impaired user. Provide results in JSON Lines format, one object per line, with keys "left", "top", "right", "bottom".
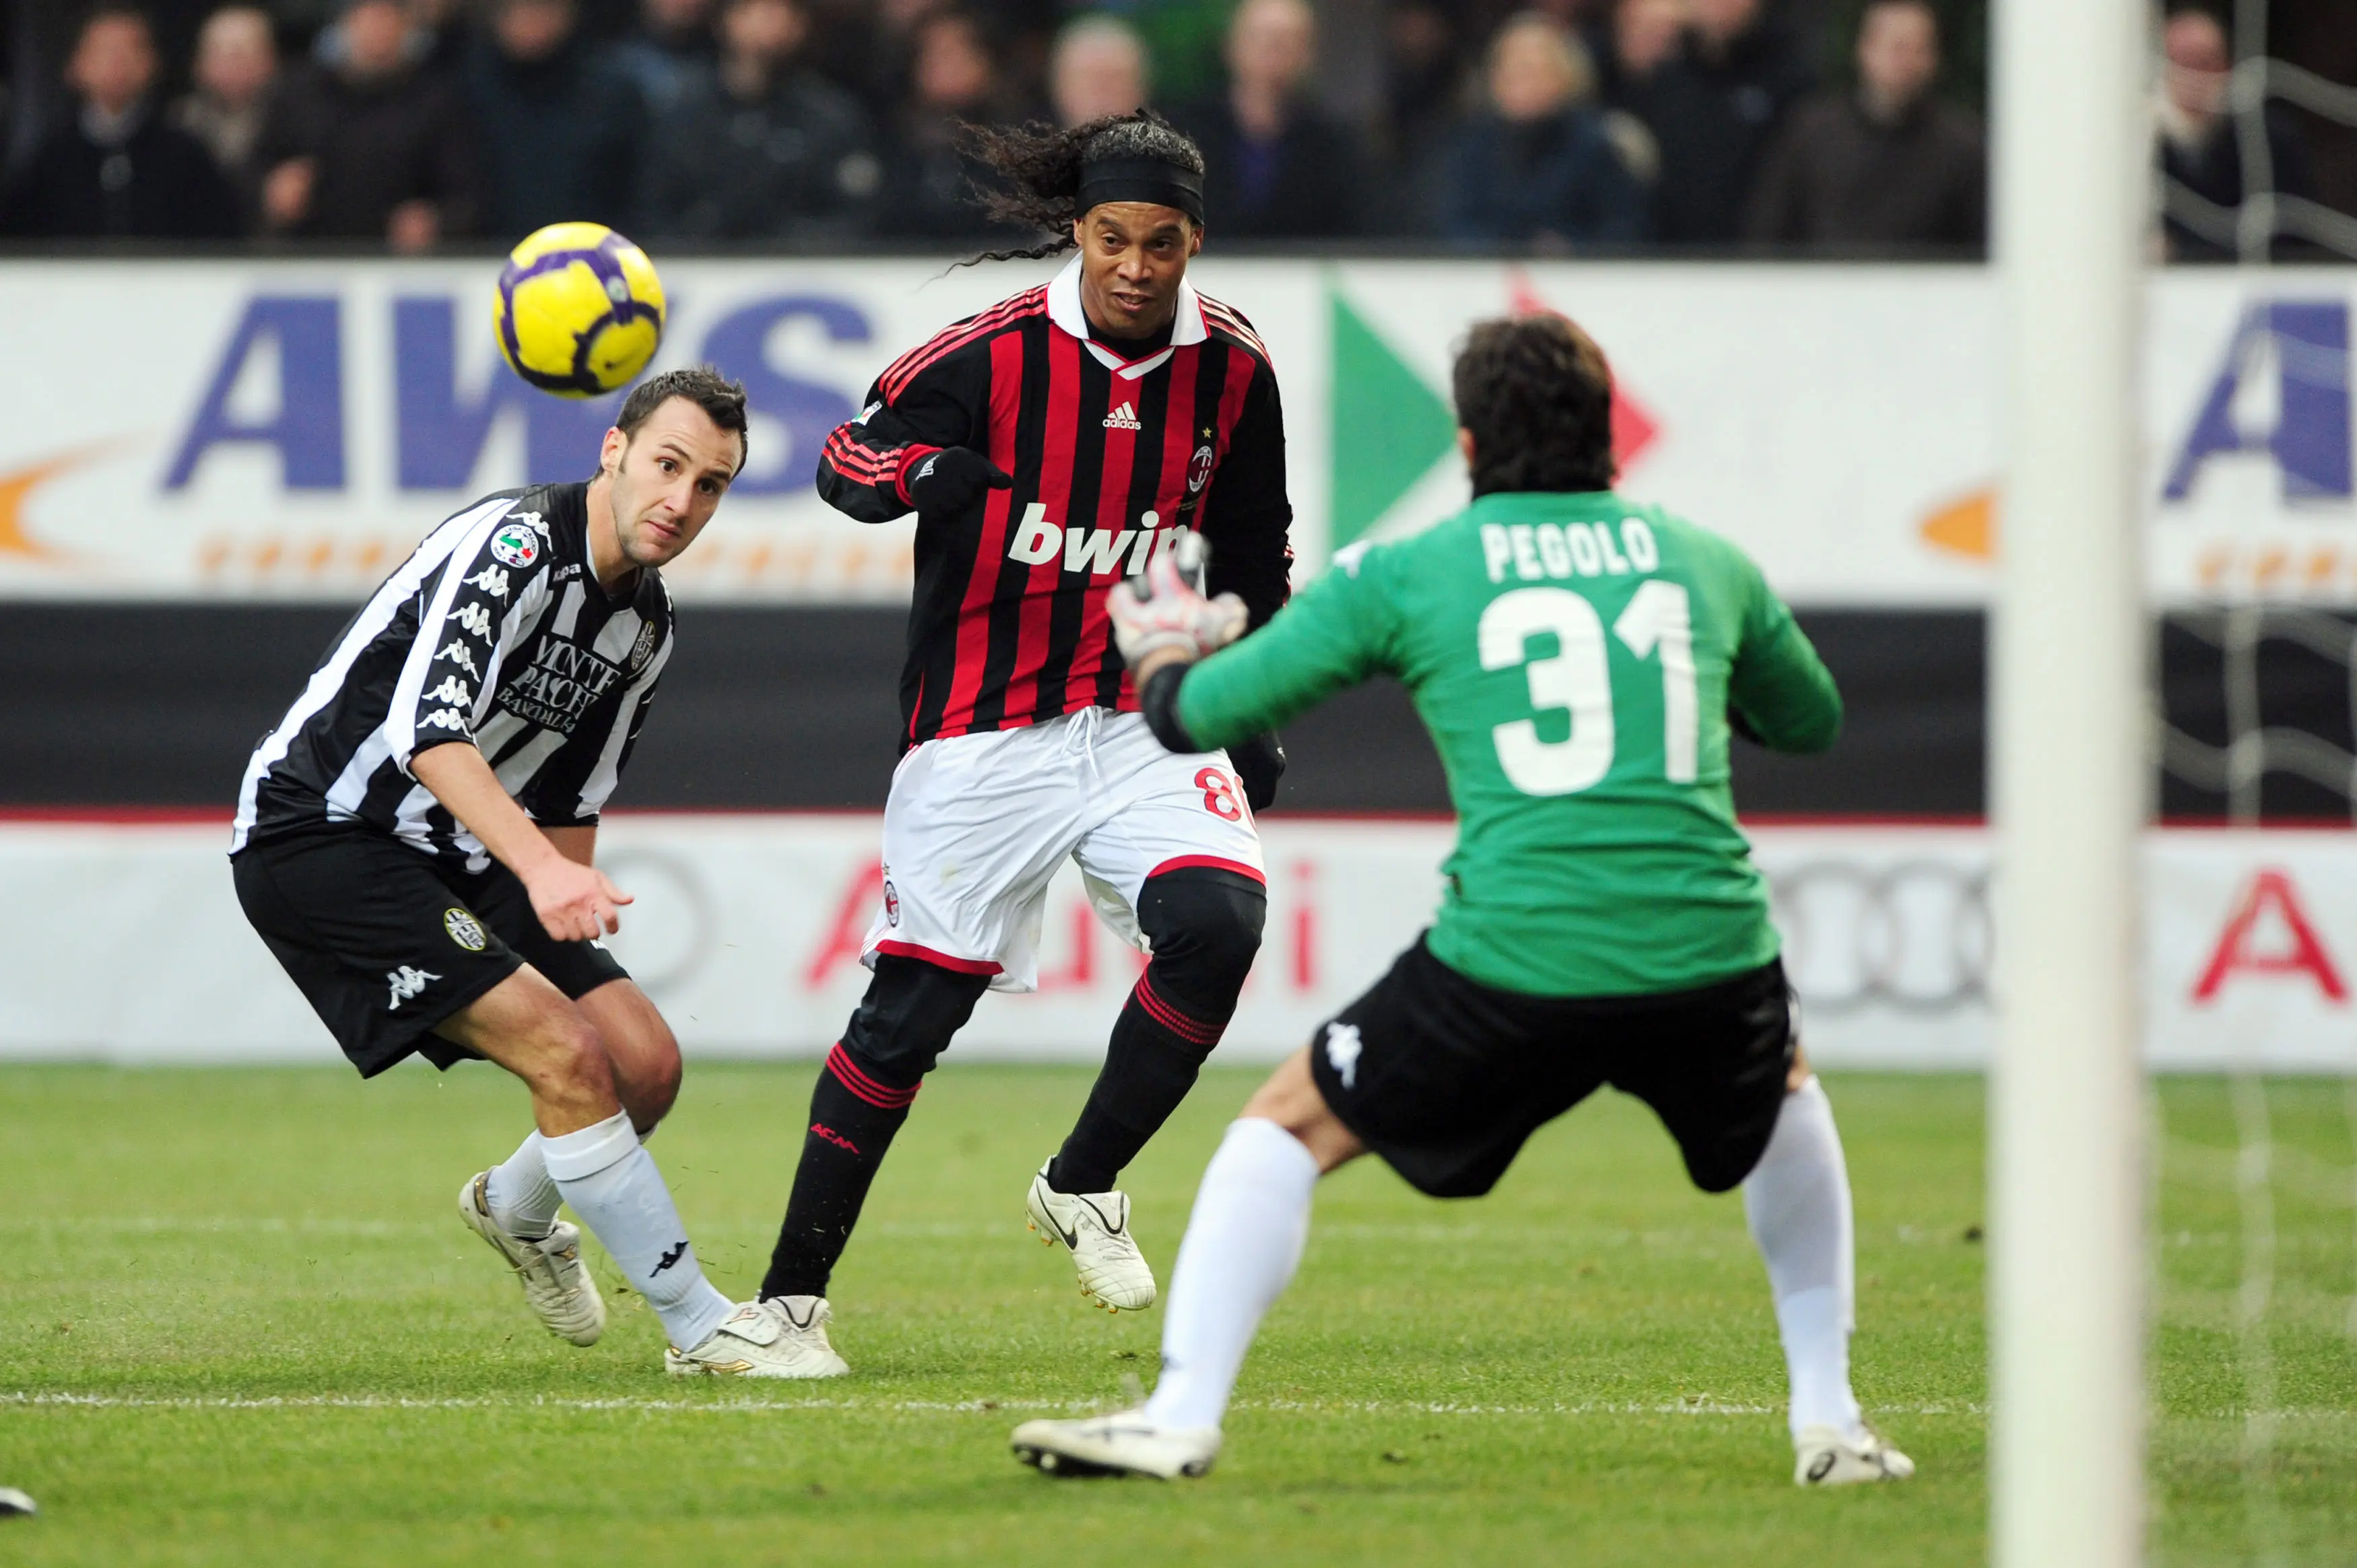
{"left": 417, "top": 709, "right": 467, "bottom": 732}
{"left": 424, "top": 675, "right": 471, "bottom": 707}
{"left": 1323, "top": 1021, "right": 1363, "bottom": 1090}
{"left": 628, "top": 619, "right": 659, "bottom": 675}
{"left": 498, "top": 637, "right": 625, "bottom": 734}
{"left": 437, "top": 640, "right": 480, "bottom": 677}
{"left": 488, "top": 522, "right": 541, "bottom": 570}
{"left": 465, "top": 564, "right": 512, "bottom": 599}
{"left": 1103, "top": 401, "right": 1142, "bottom": 431}
{"left": 385, "top": 965, "right": 440, "bottom": 1010}
{"left": 455, "top": 603, "right": 494, "bottom": 639}
{"left": 443, "top": 907, "right": 488, "bottom": 952}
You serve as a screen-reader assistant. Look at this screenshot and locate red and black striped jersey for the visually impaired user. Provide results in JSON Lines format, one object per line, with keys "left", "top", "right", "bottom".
{"left": 816, "top": 255, "right": 1294, "bottom": 746}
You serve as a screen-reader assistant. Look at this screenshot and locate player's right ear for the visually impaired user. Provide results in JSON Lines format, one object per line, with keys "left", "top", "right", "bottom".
{"left": 599, "top": 425, "right": 629, "bottom": 477}
{"left": 1457, "top": 428, "right": 1476, "bottom": 467}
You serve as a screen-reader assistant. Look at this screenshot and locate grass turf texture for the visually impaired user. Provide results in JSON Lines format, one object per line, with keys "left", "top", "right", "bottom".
{"left": 0, "top": 1066, "right": 2350, "bottom": 1566}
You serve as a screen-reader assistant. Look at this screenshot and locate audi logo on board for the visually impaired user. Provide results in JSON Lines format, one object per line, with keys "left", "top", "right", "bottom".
{"left": 1768, "top": 860, "right": 1993, "bottom": 1015}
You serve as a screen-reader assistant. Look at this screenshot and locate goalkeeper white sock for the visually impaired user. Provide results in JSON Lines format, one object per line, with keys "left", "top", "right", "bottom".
{"left": 1144, "top": 1118, "right": 1321, "bottom": 1431}
{"left": 1742, "top": 1075, "right": 1863, "bottom": 1439}
{"left": 540, "top": 1112, "right": 733, "bottom": 1352}
{"left": 483, "top": 1131, "right": 562, "bottom": 1239}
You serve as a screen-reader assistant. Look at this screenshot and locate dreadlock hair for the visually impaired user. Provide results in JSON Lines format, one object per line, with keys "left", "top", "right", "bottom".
{"left": 1452, "top": 314, "right": 1619, "bottom": 497}
{"left": 954, "top": 109, "right": 1207, "bottom": 265}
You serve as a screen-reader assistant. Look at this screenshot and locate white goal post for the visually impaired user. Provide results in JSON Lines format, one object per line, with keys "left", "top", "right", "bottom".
{"left": 1990, "top": 0, "right": 2148, "bottom": 1563}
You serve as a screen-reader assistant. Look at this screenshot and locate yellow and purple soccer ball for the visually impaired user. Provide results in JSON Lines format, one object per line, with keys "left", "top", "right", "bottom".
{"left": 493, "top": 222, "right": 667, "bottom": 398}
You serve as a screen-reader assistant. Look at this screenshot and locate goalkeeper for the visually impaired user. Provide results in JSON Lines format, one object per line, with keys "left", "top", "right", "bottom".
{"left": 1011, "top": 313, "right": 1914, "bottom": 1487}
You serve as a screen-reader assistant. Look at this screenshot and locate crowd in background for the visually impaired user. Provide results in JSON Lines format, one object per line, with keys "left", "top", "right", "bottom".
{"left": 0, "top": 0, "right": 2346, "bottom": 258}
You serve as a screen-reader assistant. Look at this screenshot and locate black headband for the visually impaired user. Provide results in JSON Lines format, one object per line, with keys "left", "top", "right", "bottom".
{"left": 1075, "top": 156, "right": 1205, "bottom": 225}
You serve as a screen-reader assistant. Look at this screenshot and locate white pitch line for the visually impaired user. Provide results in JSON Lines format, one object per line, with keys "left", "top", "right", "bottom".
{"left": 0, "top": 1391, "right": 1991, "bottom": 1419}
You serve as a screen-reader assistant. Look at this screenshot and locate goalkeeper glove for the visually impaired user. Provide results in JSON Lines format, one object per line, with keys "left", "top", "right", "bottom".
{"left": 1108, "top": 535, "right": 1248, "bottom": 667}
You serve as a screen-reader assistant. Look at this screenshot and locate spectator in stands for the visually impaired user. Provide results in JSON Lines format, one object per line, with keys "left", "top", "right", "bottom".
{"left": 876, "top": 9, "right": 1033, "bottom": 242}
{"left": 1744, "top": 0, "right": 1984, "bottom": 252}
{"left": 0, "top": 5, "right": 241, "bottom": 239}
{"left": 256, "top": 0, "right": 479, "bottom": 249}
{"left": 1438, "top": 11, "right": 1645, "bottom": 246}
{"left": 1375, "top": 0, "right": 1470, "bottom": 223}
{"left": 465, "top": 0, "right": 646, "bottom": 236}
{"left": 614, "top": 0, "right": 717, "bottom": 117}
{"left": 1174, "top": 0, "right": 1363, "bottom": 238}
{"left": 170, "top": 6, "right": 279, "bottom": 224}
{"left": 636, "top": 0, "right": 879, "bottom": 240}
{"left": 1601, "top": 0, "right": 1812, "bottom": 245}
{"left": 2156, "top": 4, "right": 2318, "bottom": 261}
{"left": 1051, "top": 15, "right": 1148, "bottom": 127}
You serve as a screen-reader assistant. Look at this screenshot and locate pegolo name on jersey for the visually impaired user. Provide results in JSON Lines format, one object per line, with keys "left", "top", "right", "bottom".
{"left": 1480, "top": 518, "right": 1663, "bottom": 584}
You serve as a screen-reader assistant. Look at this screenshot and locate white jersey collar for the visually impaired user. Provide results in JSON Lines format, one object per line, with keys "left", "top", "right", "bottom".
{"left": 1046, "top": 254, "right": 1205, "bottom": 380}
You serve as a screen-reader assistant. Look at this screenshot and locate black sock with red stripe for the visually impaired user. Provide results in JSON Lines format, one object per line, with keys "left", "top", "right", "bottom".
{"left": 1048, "top": 871, "right": 1265, "bottom": 1194}
{"left": 760, "top": 1044, "right": 920, "bottom": 1301}
{"left": 1049, "top": 967, "right": 1234, "bottom": 1195}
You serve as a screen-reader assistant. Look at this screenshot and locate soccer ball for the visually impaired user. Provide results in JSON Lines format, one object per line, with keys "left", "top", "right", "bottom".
{"left": 493, "top": 222, "right": 667, "bottom": 399}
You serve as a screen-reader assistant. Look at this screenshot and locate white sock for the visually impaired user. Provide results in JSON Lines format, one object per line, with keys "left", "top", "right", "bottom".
{"left": 1143, "top": 1118, "right": 1321, "bottom": 1431}
{"left": 540, "top": 1112, "right": 733, "bottom": 1352}
{"left": 483, "top": 1132, "right": 561, "bottom": 1239}
{"left": 1741, "top": 1075, "right": 1863, "bottom": 1439}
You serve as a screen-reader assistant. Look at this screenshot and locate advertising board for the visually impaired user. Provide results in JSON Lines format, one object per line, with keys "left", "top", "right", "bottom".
{"left": 5, "top": 258, "right": 2347, "bottom": 607}
{"left": 3, "top": 815, "right": 2350, "bottom": 1074}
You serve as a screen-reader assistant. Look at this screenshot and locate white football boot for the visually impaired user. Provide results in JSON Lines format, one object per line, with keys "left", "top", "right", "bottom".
{"left": 1011, "top": 1410, "right": 1222, "bottom": 1479}
{"left": 665, "top": 1297, "right": 850, "bottom": 1379}
{"left": 1793, "top": 1423, "right": 1917, "bottom": 1486}
{"left": 457, "top": 1171, "right": 605, "bottom": 1347}
{"left": 1026, "top": 1163, "right": 1156, "bottom": 1312}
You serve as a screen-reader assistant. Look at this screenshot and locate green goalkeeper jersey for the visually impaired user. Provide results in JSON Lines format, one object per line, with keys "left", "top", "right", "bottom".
{"left": 1176, "top": 489, "right": 1841, "bottom": 997}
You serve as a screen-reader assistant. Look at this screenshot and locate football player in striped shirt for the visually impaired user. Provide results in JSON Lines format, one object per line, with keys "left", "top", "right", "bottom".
{"left": 232, "top": 370, "right": 824, "bottom": 1377}
{"left": 752, "top": 110, "right": 1296, "bottom": 1369}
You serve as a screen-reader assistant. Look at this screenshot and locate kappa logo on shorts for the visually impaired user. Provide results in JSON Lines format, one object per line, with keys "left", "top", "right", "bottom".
{"left": 1323, "top": 1021, "right": 1363, "bottom": 1090}
{"left": 443, "top": 908, "right": 488, "bottom": 951}
{"left": 386, "top": 966, "right": 441, "bottom": 1010}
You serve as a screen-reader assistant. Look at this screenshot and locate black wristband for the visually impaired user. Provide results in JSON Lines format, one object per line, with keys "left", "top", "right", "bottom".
{"left": 1139, "top": 662, "right": 1199, "bottom": 754}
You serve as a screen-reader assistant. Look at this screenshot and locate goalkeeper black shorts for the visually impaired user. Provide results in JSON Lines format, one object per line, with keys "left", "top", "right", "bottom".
{"left": 232, "top": 819, "right": 628, "bottom": 1079}
{"left": 1306, "top": 935, "right": 1794, "bottom": 1200}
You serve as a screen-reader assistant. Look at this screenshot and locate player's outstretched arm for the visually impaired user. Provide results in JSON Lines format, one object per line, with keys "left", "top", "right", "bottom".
{"left": 1727, "top": 566, "right": 1843, "bottom": 755}
{"left": 1113, "top": 539, "right": 1389, "bottom": 756}
{"left": 411, "top": 745, "right": 631, "bottom": 943}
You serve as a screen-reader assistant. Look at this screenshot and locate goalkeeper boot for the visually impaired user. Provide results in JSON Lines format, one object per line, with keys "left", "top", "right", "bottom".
{"left": 1027, "top": 1163, "right": 1156, "bottom": 1311}
{"left": 1011, "top": 1410, "right": 1221, "bottom": 1480}
{"left": 666, "top": 1297, "right": 849, "bottom": 1379}
{"left": 1794, "top": 1423, "right": 1917, "bottom": 1487}
{"left": 458, "top": 1171, "right": 605, "bottom": 1347}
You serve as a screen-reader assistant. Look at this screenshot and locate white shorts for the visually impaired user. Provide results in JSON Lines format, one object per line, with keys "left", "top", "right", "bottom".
{"left": 863, "top": 708, "right": 1265, "bottom": 994}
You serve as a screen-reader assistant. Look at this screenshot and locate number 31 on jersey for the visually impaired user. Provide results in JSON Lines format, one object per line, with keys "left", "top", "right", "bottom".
{"left": 1479, "top": 582, "right": 1696, "bottom": 796}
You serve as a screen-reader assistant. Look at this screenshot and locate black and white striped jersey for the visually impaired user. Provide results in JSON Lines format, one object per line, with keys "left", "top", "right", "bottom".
{"left": 231, "top": 481, "right": 675, "bottom": 869}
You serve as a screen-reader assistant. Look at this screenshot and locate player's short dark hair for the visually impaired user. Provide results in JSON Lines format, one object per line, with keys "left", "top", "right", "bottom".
{"left": 1451, "top": 314, "right": 1617, "bottom": 498}
{"left": 616, "top": 366, "right": 750, "bottom": 472}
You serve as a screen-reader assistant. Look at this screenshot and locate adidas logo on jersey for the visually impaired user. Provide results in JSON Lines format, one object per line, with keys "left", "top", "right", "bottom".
{"left": 1102, "top": 401, "right": 1142, "bottom": 431}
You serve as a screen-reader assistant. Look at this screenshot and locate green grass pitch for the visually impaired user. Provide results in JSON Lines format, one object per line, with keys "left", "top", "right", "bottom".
{"left": 1, "top": 1064, "right": 2351, "bottom": 1566}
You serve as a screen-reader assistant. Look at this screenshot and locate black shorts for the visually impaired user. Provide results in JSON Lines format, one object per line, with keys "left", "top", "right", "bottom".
{"left": 232, "top": 821, "right": 628, "bottom": 1078}
{"left": 1306, "top": 936, "right": 1795, "bottom": 1199}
